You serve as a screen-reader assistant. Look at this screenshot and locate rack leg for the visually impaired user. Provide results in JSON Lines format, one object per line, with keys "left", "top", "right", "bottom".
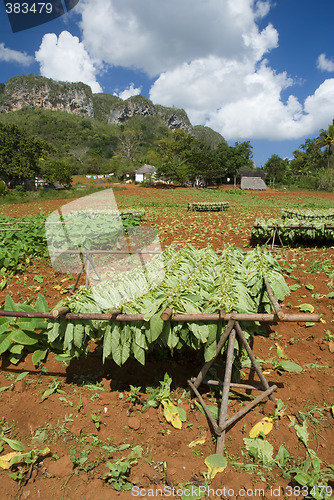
{"left": 192, "top": 319, "right": 235, "bottom": 390}
{"left": 234, "top": 322, "right": 276, "bottom": 403}
{"left": 216, "top": 328, "right": 236, "bottom": 455}
{"left": 86, "top": 254, "right": 103, "bottom": 284}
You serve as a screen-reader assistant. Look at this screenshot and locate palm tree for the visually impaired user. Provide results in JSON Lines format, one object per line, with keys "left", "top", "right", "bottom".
{"left": 316, "top": 123, "right": 334, "bottom": 168}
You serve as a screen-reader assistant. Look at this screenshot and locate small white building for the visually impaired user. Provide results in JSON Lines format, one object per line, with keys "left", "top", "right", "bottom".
{"left": 135, "top": 164, "right": 157, "bottom": 183}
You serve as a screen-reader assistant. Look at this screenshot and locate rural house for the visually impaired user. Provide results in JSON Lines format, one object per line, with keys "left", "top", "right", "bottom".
{"left": 135, "top": 164, "right": 157, "bottom": 183}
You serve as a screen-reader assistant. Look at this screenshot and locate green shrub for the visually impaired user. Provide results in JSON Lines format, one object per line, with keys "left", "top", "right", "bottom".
{"left": 0, "top": 181, "right": 8, "bottom": 196}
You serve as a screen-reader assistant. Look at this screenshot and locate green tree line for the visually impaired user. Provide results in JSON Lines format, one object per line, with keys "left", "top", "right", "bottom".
{"left": 0, "top": 123, "right": 72, "bottom": 189}
{"left": 0, "top": 108, "right": 254, "bottom": 187}
{"left": 264, "top": 123, "right": 334, "bottom": 190}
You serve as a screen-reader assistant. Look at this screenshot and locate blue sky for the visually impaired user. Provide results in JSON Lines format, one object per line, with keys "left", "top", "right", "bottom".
{"left": 1, "top": 0, "right": 334, "bottom": 167}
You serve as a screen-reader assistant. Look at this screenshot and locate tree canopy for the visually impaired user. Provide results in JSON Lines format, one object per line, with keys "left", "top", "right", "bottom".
{"left": 0, "top": 123, "right": 55, "bottom": 187}
{"left": 156, "top": 130, "right": 254, "bottom": 185}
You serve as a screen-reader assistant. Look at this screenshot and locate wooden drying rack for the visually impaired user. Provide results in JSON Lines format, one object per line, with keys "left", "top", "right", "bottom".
{"left": 0, "top": 278, "right": 320, "bottom": 454}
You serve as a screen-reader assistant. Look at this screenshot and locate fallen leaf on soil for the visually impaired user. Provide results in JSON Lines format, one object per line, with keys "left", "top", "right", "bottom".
{"left": 205, "top": 454, "right": 227, "bottom": 479}
{"left": 299, "top": 303, "right": 314, "bottom": 313}
{"left": 249, "top": 417, "right": 274, "bottom": 438}
{"left": 275, "top": 343, "right": 287, "bottom": 359}
{"left": 161, "top": 400, "right": 182, "bottom": 429}
{"left": 328, "top": 341, "right": 334, "bottom": 353}
{"left": 0, "top": 451, "right": 24, "bottom": 470}
{"left": 188, "top": 438, "right": 206, "bottom": 448}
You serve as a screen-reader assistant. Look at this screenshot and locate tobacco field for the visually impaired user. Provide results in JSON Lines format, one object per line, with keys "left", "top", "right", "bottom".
{"left": 0, "top": 180, "right": 333, "bottom": 500}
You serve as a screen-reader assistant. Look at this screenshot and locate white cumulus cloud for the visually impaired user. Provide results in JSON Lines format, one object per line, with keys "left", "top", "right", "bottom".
{"left": 114, "top": 83, "right": 142, "bottom": 100}
{"left": 150, "top": 55, "right": 334, "bottom": 141}
{"left": 0, "top": 43, "right": 34, "bottom": 66}
{"left": 35, "top": 31, "right": 102, "bottom": 93}
{"left": 46, "top": 0, "right": 334, "bottom": 143}
{"left": 317, "top": 53, "right": 334, "bottom": 72}
{"left": 78, "top": 0, "right": 278, "bottom": 77}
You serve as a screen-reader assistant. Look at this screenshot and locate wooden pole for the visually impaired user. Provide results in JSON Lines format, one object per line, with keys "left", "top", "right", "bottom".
{"left": 218, "top": 385, "right": 277, "bottom": 433}
{"left": 234, "top": 321, "right": 276, "bottom": 403}
{"left": 0, "top": 309, "right": 320, "bottom": 323}
{"left": 191, "top": 319, "right": 235, "bottom": 390}
{"left": 264, "top": 277, "right": 285, "bottom": 319}
{"left": 216, "top": 328, "right": 236, "bottom": 454}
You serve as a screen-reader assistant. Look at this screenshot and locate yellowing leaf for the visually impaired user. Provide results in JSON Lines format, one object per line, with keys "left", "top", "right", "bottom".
{"left": 320, "top": 318, "right": 326, "bottom": 324}
{"left": 331, "top": 406, "right": 334, "bottom": 418}
{"left": 299, "top": 303, "right": 314, "bottom": 313}
{"left": 205, "top": 454, "right": 228, "bottom": 479}
{"left": 162, "top": 400, "right": 182, "bottom": 429}
{"left": 275, "top": 343, "right": 287, "bottom": 359}
{"left": 189, "top": 438, "right": 206, "bottom": 448}
{"left": 249, "top": 417, "right": 274, "bottom": 438}
{"left": 0, "top": 451, "right": 24, "bottom": 470}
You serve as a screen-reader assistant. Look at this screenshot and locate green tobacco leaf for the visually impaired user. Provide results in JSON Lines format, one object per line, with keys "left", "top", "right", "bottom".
{"left": 15, "top": 371, "right": 29, "bottom": 382}
{"left": 9, "top": 353, "right": 23, "bottom": 365}
{"left": 204, "top": 340, "right": 216, "bottom": 362}
{"left": 299, "top": 303, "right": 314, "bottom": 313}
{"left": 9, "top": 344, "right": 24, "bottom": 355}
{"left": 0, "top": 318, "right": 13, "bottom": 335}
{"left": 10, "top": 331, "right": 41, "bottom": 345}
{"left": 205, "top": 454, "right": 228, "bottom": 479}
{"left": 102, "top": 324, "right": 112, "bottom": 363}
{"left": 289, "top": 284, "right": 301, "bottom": 291}
{"left": 73, "top": 323, "right": 85, "bottom": 349}
{"left": 32, "top": 349, "right": 48, "bottom": 366}
{"left": 2, "top": 437, "right": 26, "bottom": 452}
{"left": 132, "top": 343, "right": 145, "bottom": 365}
{"left": 111, "top": 325, "right": 122, "bottom": 366}
{"left": 33, "top": 275, "right": 44, "bottom": 283}
{"left": 195, "top": 402, "right": 219, "bottom": 421}
{"left": 4, "top": 295, "right": 18, "bottom": 311}
{"left": 175, "top": 406, "right": 187, "bottom": 422}
{"left": 275, "top": 444, "right": 290, "bottom": 468}
{"left": 294, "top": 421, "right": 309, "bottom": 447}
{"left": 0, "top": 333, "right": 12, "bottom": 355}
{"left": 63, "top": 323, "right": 74, "bottom": 352}
{"left": 35, "top": 294, "right": 49, "bottom": 313}
{"left": 121, "top": 326, "right": 131, "bottom": 365}
{"left": 134, "top": 327, "right": 146, "bottom": 349}
{"left": 244, "top": 437, "right": 274, "bottom": 465}
{"left": 149, "top": 314, "right": 164, "bottom": 341}
{"left": 17, "top": 317, "right": 46, "bottom": 331}
{"left": 276, "top": 360, "right": 302, "bottom": 373}
{"left": 48, "top": 322, "right": 60, "bottom": 343}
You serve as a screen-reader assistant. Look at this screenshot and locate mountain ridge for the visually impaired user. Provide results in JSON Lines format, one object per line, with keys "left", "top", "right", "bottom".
{"left": 0, "top": 75, "right": 193, "bottom": 134}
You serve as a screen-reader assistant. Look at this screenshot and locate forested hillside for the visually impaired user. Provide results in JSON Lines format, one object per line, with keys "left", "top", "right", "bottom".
{"left": 0, "top": 75, "right": 254, "bottom": 186}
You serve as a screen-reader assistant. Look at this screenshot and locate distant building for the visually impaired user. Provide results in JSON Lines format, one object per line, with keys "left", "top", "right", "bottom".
{"left": 135, "top": 164, "right": 157, "bottom": 183}
{"left": 239, "top": 169, "right": 267, "bottom": 191}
